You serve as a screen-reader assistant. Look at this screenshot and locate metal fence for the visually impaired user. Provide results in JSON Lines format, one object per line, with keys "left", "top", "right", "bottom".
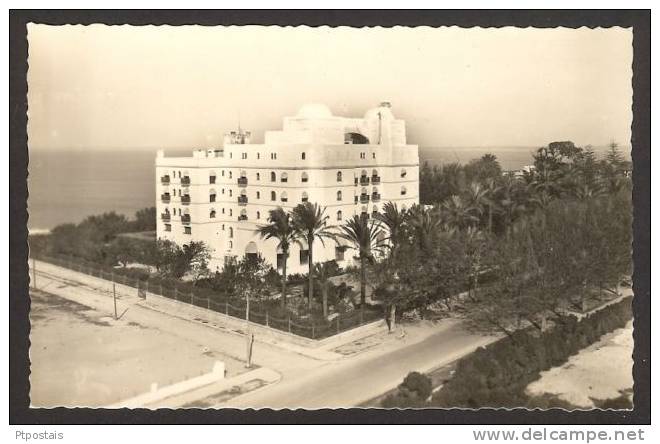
{"left": 33, "top": 253, "right": 383, "bottom": 340}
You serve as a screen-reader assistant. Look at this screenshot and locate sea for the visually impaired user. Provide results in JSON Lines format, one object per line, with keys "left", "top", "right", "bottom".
{"left": 27, "top": 146, "right": 629, "bottom": 232}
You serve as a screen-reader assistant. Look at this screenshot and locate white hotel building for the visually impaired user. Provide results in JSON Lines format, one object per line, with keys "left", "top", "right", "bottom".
{"left": 155, "top": 102, "right": 419, "bottom": 274}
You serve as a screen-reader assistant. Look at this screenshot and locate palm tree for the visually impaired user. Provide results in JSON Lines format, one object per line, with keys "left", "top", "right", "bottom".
{"left": 314, "top": 261, "right": 338, "bottom": 318}
{"left": 440, "top": 195, "right": 478, "bottom": 231}
{"left": 291, "top": 202, "right": 336, "bottom": 311}
{"left": 407, "top": 204, "right": 444, "bottom": 252}
{"left": 337, "top": 214, "right": 386, "bottom": 311}
{"left": 256, "top": 207, "right": 298, "bottom": 308}
{"left": 374, "top": 201, "right": 406, "bottom": 261}
{"left": 483, "top": 178, "right": 502, "bottom": 234}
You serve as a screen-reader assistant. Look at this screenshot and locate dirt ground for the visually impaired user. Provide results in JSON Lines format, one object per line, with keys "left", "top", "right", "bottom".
{"left": 526, "top": 321, "right": 634, "bottom": 408}
{"left": 29, "top": 289, "right": 247, "bottom": 408}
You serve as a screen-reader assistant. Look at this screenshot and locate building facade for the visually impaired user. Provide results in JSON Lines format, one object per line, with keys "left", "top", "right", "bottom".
{"left": 155, "top": 102, "right": 419, "bottom": 274}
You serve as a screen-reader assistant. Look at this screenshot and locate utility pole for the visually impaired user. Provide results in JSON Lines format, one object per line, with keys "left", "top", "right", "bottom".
{"left": 245, "top": 291, "right": 253, "bottom": 368}
{"left": 113, "top": 282, "right": 118, "bottom": 320}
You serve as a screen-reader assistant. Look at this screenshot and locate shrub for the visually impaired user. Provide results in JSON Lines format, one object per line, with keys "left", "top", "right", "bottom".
{"left": 401, "top": 372, "right": 433, "bottom": 400}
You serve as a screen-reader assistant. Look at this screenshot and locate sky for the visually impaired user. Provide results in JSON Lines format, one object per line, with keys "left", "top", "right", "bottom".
{"left": 27, "top": 25, "right": 633, "bottom": 151}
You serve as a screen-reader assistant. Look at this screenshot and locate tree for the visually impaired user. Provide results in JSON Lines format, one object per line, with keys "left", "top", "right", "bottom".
{"left": 464, "top": 153, "right": 502, "bottom": 185}
{"left": 374, "top": 201, "right": 406, "bottom": 261}
{"left": 337, "top": 214, "right": 385, "bottom": 312}
{"left": 314, "top": 260, "right": 340, "bottom": 318}
{"left": 132, "top": 207, "right": 157, "bottom": 232}
{"left": 256, "top": 207, "right": 299, "bottom": 308}
{"left": 106, "top": 236, "right": 139, "bottom": 267}
{"left": 166, "top": 241, "right": 212, "bottom": 281}
{"left": 292, "top": 202, "right": 336, "bottom": 311}
{"left": 440, "top": 195, "right": 478, "bottom": 231}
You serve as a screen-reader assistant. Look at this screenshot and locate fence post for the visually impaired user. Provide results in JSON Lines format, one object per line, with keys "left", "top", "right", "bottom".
{"left": 266, "top": 311, "right": 269, "bottom": 327}
{"left": 207, "top": 297, "right": 210, "bottom": 310}
{"left": 337, "top": 315, "right": 340, "bottom": 334}
{"left": 288, "top": 316, "right": 291, "bottom": 333}
{"left": 160, "top": 283, "right": 163, "bottom": 296}
{"left": 136, "top": 279, "right": 140, "bottom": 297}
{"left": 145, "top": 280, "right": 149, "bottom": 298}
{"left": 190, "top": 291, "right": 194, "bottom": 305}
{"left": 174, "top": 286, "right": 178, "bottom": 301}
{"left": 312, "top": 323, "right": 315, "bottom": 339}
{"left": 225, "top": 301, "right": 229, "bottom": 315}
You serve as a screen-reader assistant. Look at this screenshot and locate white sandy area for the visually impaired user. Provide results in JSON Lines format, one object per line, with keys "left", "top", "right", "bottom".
{"left": 526, "top": 321, "right": 633, "bottom": 408}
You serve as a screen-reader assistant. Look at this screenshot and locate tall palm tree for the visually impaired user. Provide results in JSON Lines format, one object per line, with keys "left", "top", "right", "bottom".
{"left": 407, "top": 204, "right": 444, "bottom": 252}
{"left": 337, "top": 214, "right": 386, "bottom": 311}
{"left": 440, "top": 195, "right": 478, "bottom": 231}
{"left": 255, "top": 207, "right": 298, "bottom": 308}
{"left": 482, "top": 178, "right": 502, "bottom": 234}
{"left": 314, "top": 261, "right": 337, "bottom": 318}
{"left": 374, "top": 201, "right": 406, "bottom": 262}
{"left": 291, "top": 202, "right": 336, "bottom": 311}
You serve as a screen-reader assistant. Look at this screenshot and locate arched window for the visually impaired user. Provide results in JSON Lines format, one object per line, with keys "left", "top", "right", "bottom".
{"left": 229, "top": 209, "right": 233, "bottom": 216}
{"left": 271, "top": 191, "right": 276, "bottom": 201}
{"left": 401, "top": 186, "right": 407, "bottom": 195}
{"left": 229, "top": 171, "right": 233, "bottom": 179}
{"left": 256, "top": 191, "right": 261, "bottom": 199}
{"left": 337, "top": 190, "right": 342, "bottom": 201}
{"left": 337, "top": 210, "right": 343, "bottom": 221}
{"left": 221, "top": 170, "right": 225, "bottom": 177}
{"left": 229, "top": 227, "right": 234, "bottom": 238}
{"left": 270, "top": 171, "right": 276, "bottom": 182}
{"left": 372, "top": 206, "right": 378, "bottom": 216}
{"left": 281, "top": 172, "right": 288, "bottom": 183}
{"left": 281, "top": 191, "right": 288, "bottom": 202}
{"left": 401, "top": 168, "right": 407, "bottom": 178}
{"left": 209, "top": 209, "right": 216, "bottom": 218}
{"left": 301, "top": 172, "right": 309, "bottom": 183}
{"left": 209, "top": 188, "right": 216, "bottom": 203}
{"left": 257, "top": 211, "right": 261, "bottom": 219}
{"left": 301, "top": 192, "right": 309, "bottom": 203}
{"left": 209, "top": 171, "right": 216, "bottom": 184}
{"left": 228, "top": 240, "right": 233, "bottom": 249}
{"left": 361, "top": 206, "right": 368, "bottom": 215}
{"left": 229, "top": 189, "right": 233, "bottom": 197}
{"left": 301, "top": 152, "right": 306, "bottom": 160}
{"left": 256, "top": 172, "right": 260, "bottom": 181}
{"left": 336, "top": 171, "right": 342, "bottom": 182}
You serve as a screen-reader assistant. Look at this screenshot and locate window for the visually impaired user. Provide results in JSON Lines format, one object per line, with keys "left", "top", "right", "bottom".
{"left": 337, "top": 190, "right": 342, "bottom": 201}
{"left": 256, "top": 191, "right": 261, "bottom": 199}
{"left": 210, "top": 209, "right": 216, "bottom": 218}
{"left": 210, "top": 174, "right": 216, "bottom": 184}
{"left": 257, "top": 211, "right": 261, "bottom": 220}
{"left": 229, "top": 209, "right": 233, "bottom": 216}
{"left": 335, "top": 246, "right": 345, "bottom": 262}
{"left": 271, "top": 191, "right": 276, "bottom": 201}
{"left": 336, "top": 171, "right": 342, "bottom": 182}
{"left": 178, "top": 171, "right": 181, "bottom": 178}
{"left": 281, "top": 191, "right": 288, "bottom": 202}
{"left": 222, "top": 188, "right": 225, "bottom": 195}
{"left": 270, "top": 152, "right": 277, "bottom": 160}
{"left": 165, "top": 224, "right": 172, "bottom": 232}
{"left": 229, "top": 189, "right": 233, "bottom": 197}
{"left": 184, "top": 226, "right": 192, "bottom": 235}
{"left": 372, "top": 152, "right": 376, "bottom": 159}
{"left": 242, "top": 152, "right": 247, "bottom": 159}
{"left": 270, "top": 171, "right": 276, "bottom": 182}
{"left": 222, "top": 208, "right": 225, "bottom": 214}
{"left": 337, "top": 210, "right": 342, "bottom": 221}
{"left": 210, "top": 192, "right": 216, "bottom": 203}
{"left": 401, "top": 168, "right": 407, "bottom": 178}
{"left": 222, "top": 224, "right": 225, "bottom": 230}
{"left": 301, "top": 192, "right": 308, "bottom": 203}
{"left": 301, "top": 172, "right": 308, "bottom": 183}
{"left": 229, "top": 152, "right": 233, "bottom": 159}
{"left": 228, "top": 241, "right": 233, "bottom": 249}
{"left": 281, "top": 172, "right": 288, "bottom": 183}
{"left": 256, "top": 172, "right": 260, "bottom": 181}
{"left": 222, "top": 170, "right": 225, "bottom": 177}
{"left": 257, "top": 153, "right": 261, "bottom": 160}
{"left": 299, "top": 249, "right": 309, "bottom": 265}
{"left": 401, "top": 186, "right": 407, "bottom": 195}
{"left": 229, "top": 227, "right": 234, "bottom": 238}
{"left": 301, "top": 152, "right": 306, "bottom": 160}
{"left": 229, "top": 171, "right": 233, "bottom": 179}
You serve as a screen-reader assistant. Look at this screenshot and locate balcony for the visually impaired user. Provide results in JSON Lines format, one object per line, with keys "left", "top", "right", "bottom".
{"left": 237, "top": 177, "right": 248, "bottom": 186}
{"left": 161, "top": 193, "right": 171, "bottom": 203}
{"left": 371, "top": 193, "right": 381, "bottom": 202}
{"left": 181, "top": 214, "right": 191, "bottom": 224}
{"left": 360, "top": 194, "right": 370, "bottom": 203}
{"left": 181, "top": 176, "right": 191, "bottom": 186}
{"left": 161, "top": 175, "right": 170, "bottom": 185}
{"left": 371, "top": 175, "right": 381, "bottom": 184}
{"left": 238, "top": 195, "right": 248, "bottom": 205}
{"left": 360, "top": 176, "right": 370, "bottom": 186}
{"left": 238, "top": 215, "right": 248, "bottom": 221}
{"left": 161, "top": 213, "right": 171, "bottom": 222}
{"left": 181, "top": 195, "right": 191, "bottom": 205}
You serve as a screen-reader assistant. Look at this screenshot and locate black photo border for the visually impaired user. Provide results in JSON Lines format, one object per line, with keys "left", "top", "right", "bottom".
{"left": 9, "top": 9, "right": 651, "bottom": 425}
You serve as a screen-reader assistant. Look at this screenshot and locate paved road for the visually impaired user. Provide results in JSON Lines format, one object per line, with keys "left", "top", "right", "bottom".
{"left": 32, "top": 260, "right": 496, "bottom": 408}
